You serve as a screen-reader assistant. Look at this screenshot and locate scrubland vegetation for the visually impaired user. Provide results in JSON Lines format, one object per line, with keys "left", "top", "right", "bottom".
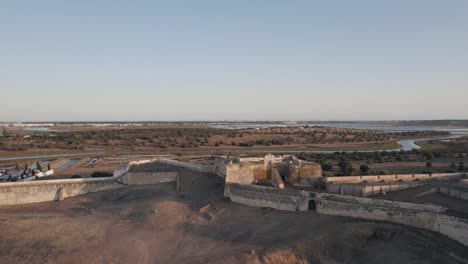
{"left": 297, "top": 139, "right": 468, "bottom": 176}
{"left": 0, "top": 126, "right": 449, "bottom": 153}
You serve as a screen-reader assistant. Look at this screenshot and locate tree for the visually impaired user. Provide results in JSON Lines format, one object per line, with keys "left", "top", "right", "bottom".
{"left": 359, "top": 164, "right": 370, "bottom": 173}
{"left": 320, "top": 161, "right": 333, "bottom": 172}
{"left": 426, "top": 162, "right": 432, "bottom": 168}
{"left": 338, "top": 160, "right": 353, "bottom": 175}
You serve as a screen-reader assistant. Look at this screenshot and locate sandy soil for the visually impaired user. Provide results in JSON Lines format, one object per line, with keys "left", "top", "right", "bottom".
{"left": 0, "top": 171, "right": 467, "bottom": 264}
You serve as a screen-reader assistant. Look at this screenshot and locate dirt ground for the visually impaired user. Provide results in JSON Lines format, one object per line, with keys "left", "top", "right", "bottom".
{"left": 1, "top": 171, "right": 467, "bottom": 264}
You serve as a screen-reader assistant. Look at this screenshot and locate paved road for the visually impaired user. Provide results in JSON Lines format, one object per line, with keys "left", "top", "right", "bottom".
{"left": 0, "top": 152, "right": 106, "bottom": 161}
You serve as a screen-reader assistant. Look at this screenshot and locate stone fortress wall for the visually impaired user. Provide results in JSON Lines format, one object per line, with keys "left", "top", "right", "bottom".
{"left": 324, "top": 173, "right": 466, "bottom": 184}
{"left": 220, "top": 154, "right": 322, "bottom": 188}
{"left": 0, "top": 178, "right": 122, "bottom": 205}
{"left": 0, "top": 158, "right": 213, "bottom": 206}
{"left": 325, "top": 173, "right": 468, "bottom": 198}
{"left": 224, "top": 182, "right": 468, "bottom": 246}
{"left": 1, "top": 155, "right": 467, "bottom": 247}
{"left": 220, "top": 154, "right": 468, "bottom": 246}
{"left": 438, "top": 181, "right": 468, "bottom": 201}
{"left": 114, "top": 158, "right": 215, "bottom": 186}
{"left": 327, "top": 181, "right": 426, "bottom": 197}
{"left": 117, "top": 171, "right": 178, "bottom": 186}
{"left": 224, "top": 183, "right": 310, "bottom": 211}
{"left": 460, "top": 179, "right": 468, "bottom": 187}
{"left": 315, "top": 192, "right": 468, "bottom": 247}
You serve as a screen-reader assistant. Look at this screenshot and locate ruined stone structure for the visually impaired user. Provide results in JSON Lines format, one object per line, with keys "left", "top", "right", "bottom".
{"left": 216, "top": 154, "right": 322, "bottom": 187}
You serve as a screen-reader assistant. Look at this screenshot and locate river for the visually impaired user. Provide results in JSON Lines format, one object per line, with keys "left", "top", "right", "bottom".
{"left": 212, "top": 122, "right": 468, "bottom": 153}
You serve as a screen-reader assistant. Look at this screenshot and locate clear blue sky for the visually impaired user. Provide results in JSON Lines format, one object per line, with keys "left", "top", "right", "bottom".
{"left": 1, "top": 1, "right": 467, "bottom": 121}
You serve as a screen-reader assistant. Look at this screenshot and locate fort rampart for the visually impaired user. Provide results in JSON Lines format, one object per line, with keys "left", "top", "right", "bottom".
{"left": 325, "top": 173, "right": 468, "bottom": 198}
{"left": 117, "top": 171, "right": 178, "bottom": 185}
{"left": 438, "top": 183, "right": 468, "bottom": 201}
{"left": 224, "top": 183, "right": 310, "bottom": 211}
{"left": 315, "top": 193, "right": 468, "bottom": 247}
{"left": 0, "top": 158, "right": 215, "bottom": 206}
{"left": 324, "top": 173, "right": 466, "bottom": 184}
{"left": 0, "top": 178, "right": 122, "bottom": 205}
{"left": 327, "top": 182, "right": 425, "bottom": 197}
{"left": 224, "top": 183, "right": 468, "bottom": 246}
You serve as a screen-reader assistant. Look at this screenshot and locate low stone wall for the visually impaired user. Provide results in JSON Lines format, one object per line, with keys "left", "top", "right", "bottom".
{"left": 362, "top": 182, "right": 427, "bottom": 197}
{"left": 438, "top": 184, "right": 468, "bottom": 201}
{"left": 113, "top": 162, "right": 132, "bottom": 179}
{"left": 315, "top": 193, "right": 468, "bottom": 246}
{"left": 316, "top": 193, "right": 446, "bottom": 213}
{"left": 224, "top": 183, "right": 468, "bottom": 246}
{"left": 461, "top": 179, "right": 468, "bottom": 187}
{"left": 0, "top": 178, "right": 123, "bottom": 206}
{"left": 327, "top": 182, "right": 425, "bottom": 197}
{"left": 112, "top": 159, "right": 155, "bottom": 179}
{"left": 324, "top": 173, "right": 466, "bottom": 184}
{"left": 113, "top": 158, "right": 215, "bottom": 183}
{"left": 326, "top": 183, "right": 365, "bottom": 196}
{"left": 156, "top": 159, "right": 214, "bottom": 173}
{"left": 224, "top": 183, "right": 310, "bottom": 211}
{"left": 116, "top": 171, "right": 178, "bottom": 186}
{"left": 327, "top": 181, "right": 468, "bottom": 200}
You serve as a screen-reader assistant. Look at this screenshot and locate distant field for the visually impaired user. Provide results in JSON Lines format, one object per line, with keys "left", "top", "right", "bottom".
{"left": 0, "top": 125, "right": 447, "bottom": 157}
{"left": 417, "top": 136, "right": 468, "bottom": 151}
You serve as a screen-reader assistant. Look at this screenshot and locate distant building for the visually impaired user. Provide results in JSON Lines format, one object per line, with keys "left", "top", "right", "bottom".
{"left": 215, "top": 154, "right": 322, "bottom": 187}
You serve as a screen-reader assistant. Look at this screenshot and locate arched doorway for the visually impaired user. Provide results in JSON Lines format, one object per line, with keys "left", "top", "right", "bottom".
{"left": 308, "top": 199, "right": 316, "bottom": 211}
